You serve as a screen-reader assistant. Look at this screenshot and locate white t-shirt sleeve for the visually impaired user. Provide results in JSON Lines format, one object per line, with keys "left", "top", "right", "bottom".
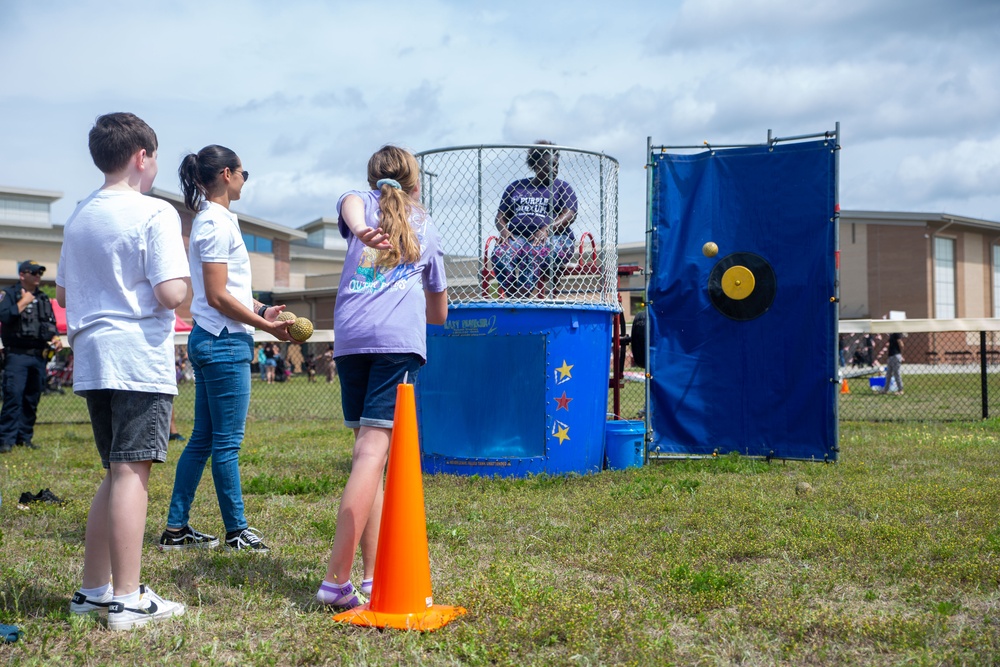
{"left": 192, "top": 216, "right": 235, "bottom": 264}
{"left": 56, "top": 241, "right": 67, "bottom": 288}
{"left": 145, "top": 206, "right": 190, "bottom": 286}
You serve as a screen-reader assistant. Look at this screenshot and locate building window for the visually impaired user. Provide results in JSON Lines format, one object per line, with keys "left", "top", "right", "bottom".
{"left": 993, "top": 246, "right": 1000, "bottom": 318}
{"left": 934, "top": 237, "right": 956, "bottom": 319}
{"left": 0, "top": 196, "right": 49, "bottom": 225}
{"left": 242, "top": 232, "right": 273, "bottom": 254}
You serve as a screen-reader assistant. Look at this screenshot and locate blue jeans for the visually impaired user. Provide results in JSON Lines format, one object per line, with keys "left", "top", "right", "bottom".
{"left": 167, "top": 325, "right": 253, "bottom": 533}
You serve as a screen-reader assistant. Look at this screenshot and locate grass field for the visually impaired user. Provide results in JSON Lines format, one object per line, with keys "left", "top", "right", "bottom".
{"left": 2, "top": 417, "right": 1000, "bottom": 665}
{"left": 838, "top": 369, "right": 1000, "bottom": 421}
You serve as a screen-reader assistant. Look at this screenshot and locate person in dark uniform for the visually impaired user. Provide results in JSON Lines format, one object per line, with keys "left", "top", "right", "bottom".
{"left": 0, "top": 260, "right": 62, "bottom": 452}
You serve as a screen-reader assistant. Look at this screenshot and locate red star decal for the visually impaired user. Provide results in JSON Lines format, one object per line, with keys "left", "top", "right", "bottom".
{"left": 555, "top": 391, "right": 572, "bottom": 411}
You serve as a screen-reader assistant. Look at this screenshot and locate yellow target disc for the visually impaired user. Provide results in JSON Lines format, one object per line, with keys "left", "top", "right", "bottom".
{"left": 720, "top": 265, "right": 755, "bottom": 300}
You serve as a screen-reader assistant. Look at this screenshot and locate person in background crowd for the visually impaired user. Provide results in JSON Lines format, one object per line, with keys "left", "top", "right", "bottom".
{"left": 323, "top": 344, "right": 337, "bottom": 382}
{"left": 881, "top": 332, "right": 905, "bottom": 395}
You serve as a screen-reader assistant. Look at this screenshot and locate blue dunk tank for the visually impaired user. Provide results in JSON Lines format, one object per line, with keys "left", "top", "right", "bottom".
{"left": 413, "top": 145, "right": 621, "bottom": 476}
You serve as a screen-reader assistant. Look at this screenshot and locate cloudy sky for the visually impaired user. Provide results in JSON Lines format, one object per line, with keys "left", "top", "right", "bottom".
{"left": 1, "top": 0, "right": 998, "bottom": 243}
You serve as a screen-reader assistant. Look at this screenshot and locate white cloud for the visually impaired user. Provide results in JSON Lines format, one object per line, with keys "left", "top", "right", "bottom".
{"left": 239, "top": 170, "right": 358, "bottom": 227}
{"left": 897, "top": 136, "right": 1000, "bottom": 202}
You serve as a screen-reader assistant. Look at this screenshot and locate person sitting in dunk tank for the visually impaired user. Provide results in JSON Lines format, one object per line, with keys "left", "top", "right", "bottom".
{"left": 492, "top": 141, "right": 578, "bottom": 298}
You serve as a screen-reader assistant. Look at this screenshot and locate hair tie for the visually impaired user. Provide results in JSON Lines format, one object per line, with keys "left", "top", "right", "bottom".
{"left": 376, "top": 178, "right": 402, "bottom": 190}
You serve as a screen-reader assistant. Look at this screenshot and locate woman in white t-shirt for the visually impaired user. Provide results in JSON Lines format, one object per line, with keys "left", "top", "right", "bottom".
{"left": 159, "top": 145, "right": 291, "bottom": 553}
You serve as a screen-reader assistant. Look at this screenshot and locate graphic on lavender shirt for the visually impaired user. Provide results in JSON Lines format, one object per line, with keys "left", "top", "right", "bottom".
{"left": 346, "top": 219, "right": 428, "bottom": 295}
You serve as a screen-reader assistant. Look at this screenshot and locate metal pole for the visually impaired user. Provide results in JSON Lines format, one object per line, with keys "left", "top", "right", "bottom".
{"left": 477, "top": 147, "right": 483, "bottom": 266}
{"left": 981, "top": 330, "right": 989, "bottom": 419}
{"left": 600, "top": 156, "right": 607, "bottom": 303}
{"left": 418, "top": 155, "right": 426, "bottom": 208}
{"left": 428, "top": 172, "right": 434, "bottom": 214}
{"left": 644, "top": 136, "right": 654, "bottom": 459}
{"left": 833, "top": 122, "right": 841, "bottom": 450}
{"left": 613, "top": 302, "right": 621, "bottom": 419}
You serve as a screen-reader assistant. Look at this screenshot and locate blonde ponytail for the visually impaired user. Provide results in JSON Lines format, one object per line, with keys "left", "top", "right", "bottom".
{"left": 367, "top": 146, "right": 422, "bottom": 270}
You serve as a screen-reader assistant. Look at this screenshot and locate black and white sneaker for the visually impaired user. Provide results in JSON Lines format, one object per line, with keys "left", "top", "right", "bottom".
{"left": 158, "top": 525, "right": 219, "bottom": 551}
{"left": 69, "top": 589, "right": 113, "bottom": 616}
{"left": 225, "top": 527, "right": 270, "bottom": 552}
{"left": 106, "top": 584, "right": 185, "bottom": 631}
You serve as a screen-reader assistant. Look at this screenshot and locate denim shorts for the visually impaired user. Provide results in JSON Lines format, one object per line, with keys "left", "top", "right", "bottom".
{"left": 337, "top": 353, "right": 423, "bottom": 429}
{"left": 82, "top": 390, "right": 173, "bottom": 468}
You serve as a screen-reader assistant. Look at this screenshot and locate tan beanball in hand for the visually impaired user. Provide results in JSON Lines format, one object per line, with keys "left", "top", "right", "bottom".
{"left": 289, "top": 317, "right": 314, "bottom": 342}
{"left": 276, "top": 311, "right": 296, "bottom": 322}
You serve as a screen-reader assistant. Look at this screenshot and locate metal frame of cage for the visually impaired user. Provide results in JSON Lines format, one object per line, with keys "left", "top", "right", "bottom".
{"left": 645, "top": 125, "right": 841, "bottom": 460}
{"left": 415, "top": 144, "right": 620, "bottom": 308}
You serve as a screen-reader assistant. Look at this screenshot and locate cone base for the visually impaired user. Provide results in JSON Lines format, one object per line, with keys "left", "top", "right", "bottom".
{"left": 333, "top": 603, "right": 467, "bottom": 631}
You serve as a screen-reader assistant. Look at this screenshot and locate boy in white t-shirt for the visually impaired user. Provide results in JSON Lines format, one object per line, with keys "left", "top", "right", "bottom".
{"left": 56, "top": 113, "right": 191, "bottom": 631}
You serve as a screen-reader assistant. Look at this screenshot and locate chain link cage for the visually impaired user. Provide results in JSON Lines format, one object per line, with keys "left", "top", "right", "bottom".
{"left": 415, "top": 144, "right": 619, "bottom": 307}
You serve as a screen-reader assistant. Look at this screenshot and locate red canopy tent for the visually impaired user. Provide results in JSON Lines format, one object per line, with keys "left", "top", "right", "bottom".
{"left": 50, "top": 300, "right": 192, "bottom": 334}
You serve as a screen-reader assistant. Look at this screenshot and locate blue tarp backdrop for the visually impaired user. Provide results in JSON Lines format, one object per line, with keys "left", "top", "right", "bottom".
{"left": 648, "top": 139, "right": 839, "bottom": 460}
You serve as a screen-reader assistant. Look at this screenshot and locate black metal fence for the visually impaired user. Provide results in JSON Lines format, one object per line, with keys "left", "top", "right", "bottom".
{"left": 837, "top": 330, "right": 1000, "bottom": 421}
{"left": 15, "top": 330, "right": 1000, "bottom": 427}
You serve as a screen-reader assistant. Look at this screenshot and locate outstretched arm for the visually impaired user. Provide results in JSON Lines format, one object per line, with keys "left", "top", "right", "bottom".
{"left": 341, "top": 194, "right": 391, "bottom": 249}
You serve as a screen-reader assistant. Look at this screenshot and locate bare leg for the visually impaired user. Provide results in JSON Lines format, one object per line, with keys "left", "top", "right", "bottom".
{"left": 359, "top": 473, "right": 385, "bottom": 580}
{"left": 108, "top": 461, "right": 152, "bottom": 595}
{"left": 81, "top": 473, "right": 112, "bottom": 589}
{"left": 324, "top": 426, "right": 390, "bottom": 584}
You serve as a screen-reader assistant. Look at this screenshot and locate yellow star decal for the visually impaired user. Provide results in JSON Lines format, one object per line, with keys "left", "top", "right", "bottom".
{"left": 555, "top": 360, "right": 574, "bottom": 382}
{"left": 553, "top": 423, "right": 570, "bottom": 445}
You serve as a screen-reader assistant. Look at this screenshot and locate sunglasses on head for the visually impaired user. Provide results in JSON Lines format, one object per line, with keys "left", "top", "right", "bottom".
{"left": 24, "top": 270, "right": 44, "bottom": 277}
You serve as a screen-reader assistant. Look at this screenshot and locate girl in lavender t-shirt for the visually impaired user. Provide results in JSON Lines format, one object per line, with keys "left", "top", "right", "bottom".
{"left": 316, "top": 145, "right": 448, "bottom": 609}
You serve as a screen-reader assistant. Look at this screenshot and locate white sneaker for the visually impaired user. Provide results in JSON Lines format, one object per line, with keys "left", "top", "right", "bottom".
{"left": 106, "top": 584, "right": 185, "bottom": 631}
{"left": 69, "top": 589, "right": 113, "bottom": 615}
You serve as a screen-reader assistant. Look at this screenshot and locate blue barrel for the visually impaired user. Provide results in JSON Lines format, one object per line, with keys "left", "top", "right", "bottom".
{"left": 417, "top": 304, "right": 613, "bottom": 477}
{"left": 604, "top": 420, "right": 646, "bottom": 470}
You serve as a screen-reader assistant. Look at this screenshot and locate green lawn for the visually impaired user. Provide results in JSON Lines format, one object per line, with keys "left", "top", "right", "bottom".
{"left": 838, "top": 370, "right": 1000, "bottom": 421}
{"left": 2, "top": 420, "right": 999, "bottom": 665}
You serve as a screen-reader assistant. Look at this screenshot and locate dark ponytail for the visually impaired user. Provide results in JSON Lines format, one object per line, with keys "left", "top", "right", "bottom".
{"left": 178, "top": 144, "right": 240, "bottom": 212}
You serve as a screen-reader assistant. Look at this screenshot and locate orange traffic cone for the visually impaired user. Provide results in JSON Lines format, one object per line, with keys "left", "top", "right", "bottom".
{"left": 840, "top": 378, "right": 850, "bottom": 394}
{"left": 333, "top": 383, "right": 466, "bottom": 631}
